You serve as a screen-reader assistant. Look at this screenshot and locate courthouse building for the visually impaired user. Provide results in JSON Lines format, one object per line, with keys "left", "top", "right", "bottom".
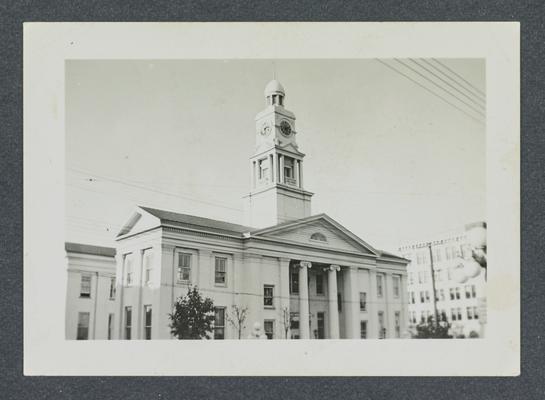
{"left": 399, "top": 223, "right": 487, "bottom": 338}
{"left": 67, "top": 80, "right": 409, "bottom": 340}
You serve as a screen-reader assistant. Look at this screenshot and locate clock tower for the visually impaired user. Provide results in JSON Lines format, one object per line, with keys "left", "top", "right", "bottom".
{"left": 243, "top": 80, "right": 314, "bottom": 228}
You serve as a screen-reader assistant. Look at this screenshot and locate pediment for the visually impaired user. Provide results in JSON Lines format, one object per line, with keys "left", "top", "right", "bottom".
{"left": 116, "top": 207, "right": 161, "bottom": 238}
{"left": 251, "top": 215, "right": 378, "bottom": 255}
{"left": 278, "top": 142, "right": 304, "bottom": 156}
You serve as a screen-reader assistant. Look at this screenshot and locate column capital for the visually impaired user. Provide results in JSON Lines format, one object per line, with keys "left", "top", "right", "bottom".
{"left": 299, "top": 260, "right": 312, "bottom": 269}
{"left": 325, "top": 264, "right": 340, "bottom": 272}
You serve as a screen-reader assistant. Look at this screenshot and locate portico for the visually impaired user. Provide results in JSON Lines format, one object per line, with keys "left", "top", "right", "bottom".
{"left": 286, "top": 258, "right": 369, "bottom": 340}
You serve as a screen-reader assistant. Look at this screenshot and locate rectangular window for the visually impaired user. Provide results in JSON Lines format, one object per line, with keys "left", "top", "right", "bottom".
{"left": 290, "top": 272, "right": 299, "bottom": 294}
{"left": 419, "top": 270, "right": 428, "bottom": 284}
{"left": 317, "top": 312, "right": 325, "bottom": 339}
{"left": 109, "top": 277, "right": 116, "bottom": 300}
{"left": 80, "top": 274, "right": 92, "bottom": 298}
{"left": 290, "top": 313, "right": 299, "bottom": 330}
{"left": 143, "top": 249, "right": 154, "bottom": 285}
{"left": 419, "top": 291, "right": 425, "bottom": 303}
{"left": 392, "top": 275, "right": 400, "bottom": 298}
{"left": 360, "top": 321, "right": 367, "bottom": 339}
{"left": 420, "top": 311, "right": 426, "bottom": 323}
{"left": 214, "top": 257, "right": 227, "bottom": 286}
{"left": 76, "top": 312, "right": 90, "bottom": 340}
{"left": 124, "top": 254, "right": 134, "bottom": 286}
{"left": 455, "top": 287, "right": 461, "bottom": 300}
{"left": 435, "top": 269, "right": 442, "bottom": 282}
{"left": 264, "top": 320, "right": 274, "bottom": 340}
{"left": 107, "top": 313, "right": 114, "bottom": 340}
{"left": 457, "top": 307, "right": 462, "bottom": 320}
{"left": 359, "top": 292, "right": 367, "bottom": 311}
{"left": 408, "top": 272, "right": 414, "bottom": 285}
{"left": 316, "top": 274, "right": 324, "bottom": 295}
{"left": 143, "top": 305, "right": 152, "bottom": 340}
{"left": 447, "top": 268, "right": 452, "bottom": 280}
{"left": 473, "top": 306, "right": 479, "bottom": 319}
{"left": 259, "top": 158, "right": 269, "bottom": 183}
{"left": 434, "top": 248, "right": 442, "bottom": 262}
{"left": 378, "top": 311, "right": 385, "bottom": 339}
{"left": 467, "top": 306, "right": 473, "bottom": 320}
{"left": 410, "top": 291, "right": 415, "bottom": 304}
{"left": 450, "top": 288, "right": 455, "bottom": 300}
{"left": 124, "top": 306, "right": 132, "bottom": 340}
{"left": 425, "top": 291, "right": 430, "bottom": 303}
{"left": 177, "top": 253, "right": 191, "bottom": 282}
{"left": 451, "top": 308, "right": 457, "bottom": 321}
{"left": 395, "top": 311, "right": 401, "bottom": 338}
{"left": 376, "top": 274, "right": 384, "bottom": 297}
{"left": 439, "top": 289, "right": 445, "bottom": 301}
{"left": 214, "top": 307, "right": 225, "bottom": 339}
{"left": 263, "top": 285, "right": 274, "bottom": 308}
{"left": 471, "top": 285, "right": 477, "bottom": 298}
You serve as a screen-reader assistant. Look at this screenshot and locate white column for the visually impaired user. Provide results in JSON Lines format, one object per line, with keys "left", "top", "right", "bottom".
{"left": 299, "top": 160, "right": 304, "bottom": 188}
{"left": 270, "top": 154, "right": 275, "bottom": 183}
{"left": 343, "top": 266, "right": 360, "bottom": 339}
{"left": 294, "top": 159, "right": 300, "bottom": 187}
{"left": 135, "top": 249, "right": 145, "bottom": 339}
{"left": 385, "top": 272, "right": 393, "bottom": 339}
{"left": 298, "top": 261, "right": 312, "bottom": 339}
{"left": 279, "top": 258, "right": 291, "bottom": 339}
{"left": 399, "top": 274, "right": 408, "bottom": 337}
{"left": 114, "top": 253, "right": 124, "bottom": 340}
{"left": 153, "top": 243, "right": 175, "bottom": 339}
{"left": 326, "top": 265, "right": 340, "bottom": 339}
{"left": 279, "top": 154, "right": 285, "bottom": 184}
{"left": 367, "top": 268, "right": 377, "bottom": 339}
{"left": 251, "top": 160, "right": 256, "bottom": 189}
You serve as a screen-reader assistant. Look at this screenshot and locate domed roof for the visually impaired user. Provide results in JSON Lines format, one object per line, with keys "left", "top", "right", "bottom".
{"left": 264, "top": 79, "right": 285, "bottom": 97}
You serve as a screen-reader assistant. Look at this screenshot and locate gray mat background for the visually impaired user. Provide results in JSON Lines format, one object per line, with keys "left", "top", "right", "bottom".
{"left": 1, "top": 1, "right": 542, "bottom": 399}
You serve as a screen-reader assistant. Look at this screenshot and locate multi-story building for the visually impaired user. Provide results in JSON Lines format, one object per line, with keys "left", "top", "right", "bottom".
{"left": 65, "top": 242, "right": 117, "bottom": 340}
{"left": 399, "top": 223, "right": 487, "bottom": 338}
{"left": 67, "top": 80, "right": 410, "bottom": 340}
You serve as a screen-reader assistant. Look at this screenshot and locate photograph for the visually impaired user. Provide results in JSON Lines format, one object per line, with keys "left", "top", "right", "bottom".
{"left": 23, "top": 23, "right": 519, "bottom": 376}
{"left": 64, "top": 58, "right": 487, "bottom": 342}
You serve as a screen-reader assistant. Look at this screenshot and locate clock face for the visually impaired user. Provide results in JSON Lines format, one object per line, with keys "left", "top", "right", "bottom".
{"left": 260, "top": 122, "right": 271, "bottom": 136}
{"left": 280, "top": 120, "right": 292, "bottom": 136}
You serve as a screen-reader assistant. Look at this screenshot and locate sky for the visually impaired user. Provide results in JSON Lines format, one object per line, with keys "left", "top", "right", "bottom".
{"left": 65, "top": 59, "right": 485, "bottom": 253}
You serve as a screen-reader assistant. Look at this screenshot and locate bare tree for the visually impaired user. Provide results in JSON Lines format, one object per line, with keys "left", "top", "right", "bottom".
{"left": 226, "top": 305, "right": 248, "bottom": 339}
{"left": 281, "top": 307, "right": 291, "bottom": 339}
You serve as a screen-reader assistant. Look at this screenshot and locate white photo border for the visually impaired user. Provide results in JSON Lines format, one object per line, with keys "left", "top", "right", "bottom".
{"left": 23, "top": 22, "right": 520, "bottom": 376}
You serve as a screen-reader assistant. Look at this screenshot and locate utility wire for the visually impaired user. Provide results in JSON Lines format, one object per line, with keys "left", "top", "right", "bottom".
{"left": 67, "top": 167, "right": 243, "bottom": 212}
{"left": 431, "top": 58, "right": 486, "bottom": 99}
{"left": 375, "top": 59, "right": 484, "bottom": 125}
{"left": 408, "top": 59, "right": 485, "bottom": 110}
{"left": 419, "top": 58, "right": 486, "bottom": 104}
{"left": 394, "top": 59, "right": 485, "bottom": 118}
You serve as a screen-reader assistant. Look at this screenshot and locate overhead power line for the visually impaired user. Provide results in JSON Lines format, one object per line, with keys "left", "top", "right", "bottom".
{"left": 431, "top": 59, "right": 486, "bottom": 99}
{"left": 394, "top": 59, "right": 485, "bottom": 118}
{"left": 408, "top": 58, "right": 485, "bottom": 110}
{"left": 375, "top": 59, "right": 484, "bottom": 125}
{"left": 67, "top": 167, "right": 243, "bottom": 213}
{"left": 419, "top": 58, "right": 486, "bottom": 104}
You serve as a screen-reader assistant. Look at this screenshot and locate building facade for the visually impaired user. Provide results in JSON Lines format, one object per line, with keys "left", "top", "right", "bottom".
{"left": 65, "top": 242, "right": 117, "bottom": 340}
{"left": 399, "top": 224, "right": 487, "bottom": 338}
{"left": 68, "top": 80, "right": 409, "bottom": 340}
